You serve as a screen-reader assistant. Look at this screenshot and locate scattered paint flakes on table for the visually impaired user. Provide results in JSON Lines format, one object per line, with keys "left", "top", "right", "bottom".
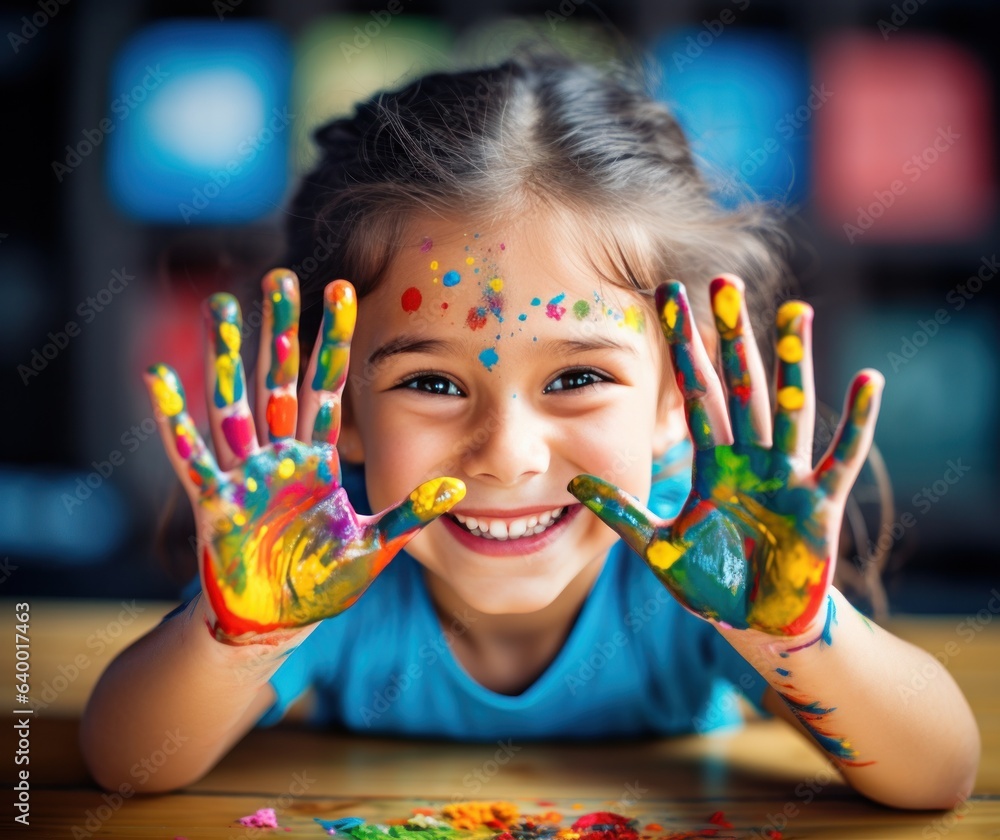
{"left": 302, "top": 802, "right": 781, "bottom": 840}
{"left": 238, "top": 806, "right": 279, "bottom": 827}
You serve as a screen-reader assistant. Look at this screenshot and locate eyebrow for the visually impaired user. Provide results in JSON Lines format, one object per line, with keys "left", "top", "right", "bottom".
{"left": 535, "top": 335, "right": 639, "bottom": 356}
{"left": 366, "top": 336, "right": 458, "bottom": 368}
{"left": 365, "top": 333, "right": 638, "bottom": 368}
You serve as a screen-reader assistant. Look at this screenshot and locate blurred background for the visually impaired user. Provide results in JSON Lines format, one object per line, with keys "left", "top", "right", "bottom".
{"left": 2, "top": 0, "right": 997, "bottom": 612}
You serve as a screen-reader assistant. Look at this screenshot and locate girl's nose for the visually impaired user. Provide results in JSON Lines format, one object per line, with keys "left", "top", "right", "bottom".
{"left": 460, "top": 400, "right": 551, "bottom": 486}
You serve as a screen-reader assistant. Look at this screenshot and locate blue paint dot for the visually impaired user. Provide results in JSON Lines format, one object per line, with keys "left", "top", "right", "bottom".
{"left": 443, "top": 270, "right": 461, "bottom": 287}
{"left": 776, "top": 667, "right": 790, "bottom": 677}
{"left": 518, "top": 313, "right": 527, "bottom": 321}
{"left": 474, "top": 268, "right": 480, "bottom": 273}
{"left": 530, "top": 297, "right": 541, "bottom": 306}
{"left": 549, "top": 292, "right": 566, "bottom": 305}
{"left": 478, "top": 347, "right": 499, "bottom": 371}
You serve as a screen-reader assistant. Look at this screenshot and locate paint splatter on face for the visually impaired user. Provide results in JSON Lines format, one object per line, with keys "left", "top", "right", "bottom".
{"left": 420, "top": 237, "right": 433, "bottom": 253}
{"left": 546, "top": 293, "right": 567, "bottom": 320}
{"left": 478, "top": 347, "right": 499, "bottom": 371}
{"left": 401, "top": 287, "right": 422, "bottom": 313}
{"left": 572, "top": 300, "right": 590, "bottom": 319}
{"left": 443, "top": 270, "right": 461, "bottom": 287}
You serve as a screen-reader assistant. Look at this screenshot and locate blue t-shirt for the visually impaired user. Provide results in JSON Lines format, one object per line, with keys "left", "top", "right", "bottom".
{"left": 253, "top": 440, "right": 770, "bottom": 739}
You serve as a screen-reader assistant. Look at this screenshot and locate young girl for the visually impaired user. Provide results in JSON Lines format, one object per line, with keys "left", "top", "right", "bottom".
{"left": 81, "top": 50, "right": 978, "bottom": 808}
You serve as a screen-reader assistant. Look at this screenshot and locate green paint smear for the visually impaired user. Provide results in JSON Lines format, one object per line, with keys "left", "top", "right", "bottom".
{"left": 572, "top": 299, "right": 590, "bottom": 319}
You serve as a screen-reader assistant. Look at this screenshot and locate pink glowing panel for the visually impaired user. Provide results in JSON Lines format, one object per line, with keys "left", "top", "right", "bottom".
{"left": 814, "top": 34, "right": 994, "bottom": 243}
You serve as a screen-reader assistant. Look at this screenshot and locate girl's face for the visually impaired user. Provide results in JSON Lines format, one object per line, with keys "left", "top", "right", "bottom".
{"left": 340, "top": 213, "right": 681, "bottom": 614}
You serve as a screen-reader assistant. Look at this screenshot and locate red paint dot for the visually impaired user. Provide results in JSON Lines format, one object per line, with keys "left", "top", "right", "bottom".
{"left": 441, "top": 302, "right": 449, "bottom": 310}
{"left": 466, "top": 306, "right": 487, "bottom": 331}
{"left": 401, "top": 287, "right": 422, "bottom": 313}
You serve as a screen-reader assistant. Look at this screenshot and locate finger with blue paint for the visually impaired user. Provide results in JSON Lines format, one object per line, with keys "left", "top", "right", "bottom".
{"left": 569, "top": 278, "right": 884, "bottom": 638}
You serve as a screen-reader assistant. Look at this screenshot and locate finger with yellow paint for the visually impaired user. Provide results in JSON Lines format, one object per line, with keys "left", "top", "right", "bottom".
{"left": 655, "top": 281, "right": 730, "bottom": 451}
{"left": 204, "top": 293, "right": 259, "bottom": 469}
{"left": 816, "top": 370, "right": 884, "bottom": 498}
{"left": 143, "top": 362, "right": 223, "bottom": 498}
{"left": 710, "top": 275, "right": 772, "bottom": 449}
{"left": 773, "top": 300, "right": 815, "bottom": 464}
{"left": 299, "top": 280, "right": 357, "bottom": 447}
{"left": 254, "top": 269, "right": 301, "bottom": 444}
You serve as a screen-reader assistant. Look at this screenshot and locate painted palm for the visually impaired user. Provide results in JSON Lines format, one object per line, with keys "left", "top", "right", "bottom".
{"left": 145, "top": 272, "right": 464, "bottom": 643}
{"left": 569, "top": 277, "right": 881, "bottom": 636}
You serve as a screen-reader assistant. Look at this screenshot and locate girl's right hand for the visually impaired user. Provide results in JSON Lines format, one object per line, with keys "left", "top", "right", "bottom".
{"left": 144, "top": 270, "right": 465, "bottom": 645}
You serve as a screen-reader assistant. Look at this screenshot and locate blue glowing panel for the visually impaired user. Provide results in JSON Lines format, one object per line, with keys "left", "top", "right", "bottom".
{"left": 652, "top": 30, "right": 809, "bottom": 205}
{"left": 107, "top": 21, "right": 291, "bottom": 224}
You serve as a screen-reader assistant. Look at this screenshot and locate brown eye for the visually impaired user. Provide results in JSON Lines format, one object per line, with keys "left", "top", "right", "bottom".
{"left": 398, "top": 375, "right": 464, "bottom": 397}
{"left": 544, "top": 369, "right": 610, "bottom": 393}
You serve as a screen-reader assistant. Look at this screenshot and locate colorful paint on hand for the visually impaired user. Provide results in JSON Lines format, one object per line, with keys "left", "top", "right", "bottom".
{"left": 568, "top": 280, "right": 880, "bottom": 637}
{"left": 146, "top": 277, "right": 466, "bottom": 643}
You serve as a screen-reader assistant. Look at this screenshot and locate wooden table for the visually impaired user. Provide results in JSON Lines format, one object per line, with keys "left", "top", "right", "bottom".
{"left": 4, "top": 599, "right": 998, "bottom": 838}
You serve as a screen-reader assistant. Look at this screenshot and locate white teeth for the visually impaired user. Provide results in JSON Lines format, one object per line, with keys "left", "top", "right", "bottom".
{"left": 452, "top": 507, "right": 566, "bottom": 540}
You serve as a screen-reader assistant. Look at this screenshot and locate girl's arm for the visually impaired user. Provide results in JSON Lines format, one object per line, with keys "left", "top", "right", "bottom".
{"left": 569, "top": 275, "right": 980, "bottom": 808}
{"left": 80, "top": 594, "right": 311, "bottom": 792}
{"left": 724, "top": 589, "right": 978, "bottom": 808}
{"left": 80, "top": 272, "right": 464, "bottom": 792}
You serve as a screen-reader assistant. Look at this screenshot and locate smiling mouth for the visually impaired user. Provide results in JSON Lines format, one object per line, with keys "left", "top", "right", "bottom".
{"left": 447, "top": 507, "right": 568, "bottom": 541}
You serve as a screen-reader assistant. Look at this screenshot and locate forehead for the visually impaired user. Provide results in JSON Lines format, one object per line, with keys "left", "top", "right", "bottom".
{"left": 357, "top": 213, "right": 654, "bottom": 351}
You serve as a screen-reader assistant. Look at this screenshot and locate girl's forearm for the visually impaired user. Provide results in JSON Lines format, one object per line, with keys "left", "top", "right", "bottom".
{"left": 719, "top": 587, "right": 979, "bottom": 809}
{"left": 79, "top": 594, "right": 313, "bottom": 793}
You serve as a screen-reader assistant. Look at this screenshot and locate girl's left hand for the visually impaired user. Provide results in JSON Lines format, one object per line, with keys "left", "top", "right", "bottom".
{"left": 568, "top": 275, "right": 884, "bottom": 638}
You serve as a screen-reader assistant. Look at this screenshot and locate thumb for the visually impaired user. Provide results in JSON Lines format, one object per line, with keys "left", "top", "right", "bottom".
{"left": 568, "top": 474, "right": 662, "bottom": 558}
{"left": 367, "top": 477, "right": 467, "bottom": 549}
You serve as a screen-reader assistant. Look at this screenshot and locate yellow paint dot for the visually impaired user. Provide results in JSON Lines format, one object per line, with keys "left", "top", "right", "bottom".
{"left": 489, "top": 277, "right": 503, "bottom": 292}
{"left": 465, "top": 256, "right": 475, "bottom": 265}
{"left": 430, "top": 260, "right": 438, "bottom": 270}
{"left": 277, "top": 458, "right": 295, "bottom": 479}
{"left": 151, "top": 378, "right": 183, "bottom": 417}
{"left": 246, "top": 477, "right": 257, "bottom": 492}
{"left": 662, "top": 298, "right": 679, "bottom": 330}
{"left": 409, "top": 477, "right": 465, "bottom": 517}
{"left": 218, "top": 321, "right": 241, "bottom": 353}
{"left": 712, "top": 283, "right": 741, "bottom": 330}
{"left": 233, "top": 512, "right": 246, "bottom": 526}
{"left": 778, "top": 386, "right": 805, "bottom": 411}
{"left": 623, "top": 304, "right": 645, "bottom": 333}
{"left": 272, "top": 291, "right": 281, "bottom": 303}
{"left": 777, "top": 335, "right": 804, "bottom": 363}
{"left": 776, "top": 301, "right": 810, "bottom": 329}
{"left": 647, "top": 539, "right": 684, "bottom": 572}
